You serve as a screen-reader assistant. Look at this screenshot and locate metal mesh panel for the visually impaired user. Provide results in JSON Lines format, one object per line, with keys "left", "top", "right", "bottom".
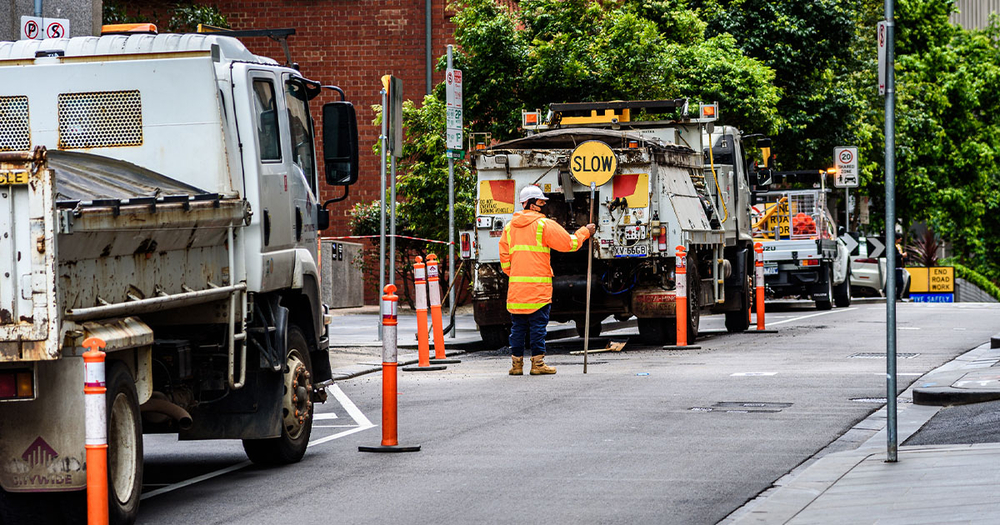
{"left": 0, "top": 96, "right": 30, "bottom": 152}
{"left": 58, "top": 91, "right": 142, "bottom": 149}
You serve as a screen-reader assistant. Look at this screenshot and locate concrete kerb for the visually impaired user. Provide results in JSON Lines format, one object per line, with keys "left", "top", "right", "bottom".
{"left": 721, "top": 340, "right": 1000, "bottom": 525}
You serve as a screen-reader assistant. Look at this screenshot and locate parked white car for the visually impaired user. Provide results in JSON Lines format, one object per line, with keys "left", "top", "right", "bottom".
{"left": 850, "top": 237, "right": 910, "bottom": 299}
{"left": 850, "top": 238, "right": 887, "bottom": 297}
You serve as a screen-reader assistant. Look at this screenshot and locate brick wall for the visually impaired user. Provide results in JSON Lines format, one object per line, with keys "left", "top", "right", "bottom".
{"left": 128, "top": 0, "right": 460, "bottom": 236}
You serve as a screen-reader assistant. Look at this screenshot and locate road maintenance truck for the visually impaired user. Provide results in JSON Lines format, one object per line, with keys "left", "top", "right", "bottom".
{"left": 750, "top": 178, "right": 851, "bottom": 310}
{"left": 0, "top": 28, "right": 359, "bottom": 524}
{"left": 462, "top": 100, "right": 758, "bottom": 346}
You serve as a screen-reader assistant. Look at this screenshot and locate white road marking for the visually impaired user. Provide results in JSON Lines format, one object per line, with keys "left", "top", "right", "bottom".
{"left": 141, "top": 461, "right": 251, "bottom": 500}
{"left": 730, "top": 372, "right": 777, "bottom": 377}
{"left": 314, "top": 412, "right": 339, "bottom": 420}
{"left": 309, "top": 383, "right": 376, "bottom": 446}
{"left": 142, "top": 384, "right": 375, "bottom": 500}
{"left": 767, "top": 307, "right": 857, "bottom": 326}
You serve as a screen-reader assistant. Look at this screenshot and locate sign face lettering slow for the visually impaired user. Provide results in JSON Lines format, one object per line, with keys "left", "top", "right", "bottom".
{"left": 834, "top": 146, "right": 859, "bottom": 188}
{"left": 569, "top": 141, "right": 617, "bottom": 186}
{"left": 20, "top": 16, "right": 70, "bottom": 41}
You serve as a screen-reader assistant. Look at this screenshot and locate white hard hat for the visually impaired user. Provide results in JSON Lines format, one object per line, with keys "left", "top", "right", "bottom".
{"left": 519, "top": 185, "right": 548, "bottom": 203}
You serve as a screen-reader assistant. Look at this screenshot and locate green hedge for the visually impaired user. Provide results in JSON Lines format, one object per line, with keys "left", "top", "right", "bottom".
{"left": 952, "top": 263, "right": 1000, "bottom": 301}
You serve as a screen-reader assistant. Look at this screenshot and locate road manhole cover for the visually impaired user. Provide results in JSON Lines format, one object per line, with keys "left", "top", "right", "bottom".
{"left": 850, "top": 397, "right": 912, "bottom": 403}
{"left": 849, "top": 353, "right": 920, "bottom": 359}
{"left": 690, "top": 401, "right": 792, "bottom": 413}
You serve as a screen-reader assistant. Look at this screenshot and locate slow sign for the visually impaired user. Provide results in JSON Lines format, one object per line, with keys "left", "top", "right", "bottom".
{"left": 570, "top": 141, "right": 617, "bottom": 187}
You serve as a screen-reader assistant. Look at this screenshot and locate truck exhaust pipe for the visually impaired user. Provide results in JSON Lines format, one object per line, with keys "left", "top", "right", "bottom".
{"left": 141, "top": 397, "right": 193, "bottom": 431}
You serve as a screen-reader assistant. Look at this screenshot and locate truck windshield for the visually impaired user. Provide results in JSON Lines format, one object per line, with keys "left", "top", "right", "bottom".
{"left": 284, "top": 78, "right": 317, "bottom": 192}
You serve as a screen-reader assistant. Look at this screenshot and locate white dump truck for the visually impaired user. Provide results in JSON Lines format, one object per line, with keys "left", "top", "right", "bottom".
{"left": 462, "top": 100, "right": 759, "bottom": 346}
{"left": 0, "top": 29, "right": 359, "bottom": 524}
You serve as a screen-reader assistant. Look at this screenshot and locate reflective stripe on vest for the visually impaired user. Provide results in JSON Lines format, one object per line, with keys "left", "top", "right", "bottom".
{"left": 506, "top": 302, "right": 549, "bottom": 310}
{"left": 570, "top": 236, "right": 579, "bottom": 251}
{"left": 508, "top": 276, "right": 552, "bottom": 283}
{"left": 509, "top": 218, "right": 551, "bottom": 253}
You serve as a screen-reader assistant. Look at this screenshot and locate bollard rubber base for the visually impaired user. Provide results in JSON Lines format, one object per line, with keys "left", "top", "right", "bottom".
{"left": 430, "top": 358, "right": 462, "bottom": 364}
{"left": 359, "top": 444, "right": 421, "bottom": 453}
{"left": 401, "top": 365, "right": 447, "bottom": 372}
{"left": 662, "top": 345, "right": 702, "bottom": 350}
{"left": 744, "top": 329, "right": 779, "bottom": 334}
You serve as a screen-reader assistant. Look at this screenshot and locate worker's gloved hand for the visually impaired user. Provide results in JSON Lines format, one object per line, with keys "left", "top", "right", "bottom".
{"left": 586, "top": 223, "right": 596, "bottom": 237}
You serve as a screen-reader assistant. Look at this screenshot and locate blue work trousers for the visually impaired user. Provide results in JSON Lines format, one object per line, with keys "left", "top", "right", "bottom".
{"left": 509, "top": 304, "right": 550, "bottom": 357}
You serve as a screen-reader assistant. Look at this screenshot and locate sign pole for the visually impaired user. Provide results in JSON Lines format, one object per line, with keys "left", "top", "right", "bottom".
{"left": 882, "top": 1, "right": 899, "bottom": 463}
{"left": 378, "top": 87, "right": 388, "bottom": 341}
{"left": 447, "top": 45, "right": 457, "bottom": 338}
{"left": 583, "top": 181, "right": 596, "bottom": 374}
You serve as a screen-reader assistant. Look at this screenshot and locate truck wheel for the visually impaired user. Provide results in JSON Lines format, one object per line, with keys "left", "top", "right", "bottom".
{"left": 834, "top": 269, "right": 852, "bottom": 307}
{"left": 816, "top": 265, "right": 834, "bottom": 310}
{"left": 480, "top": 325, "right": 510, "bottom": 349}
{"left": 725, "top": 274, "right": 752, "bottom": 332}
{"left": 106, "top": 360, "right": 143, "bottom": 525}
{"left": 243, "top": 325, "right": 313, "bottom": 465}
{"left": 575, "top": 317, "right": 603, "bottom": 339}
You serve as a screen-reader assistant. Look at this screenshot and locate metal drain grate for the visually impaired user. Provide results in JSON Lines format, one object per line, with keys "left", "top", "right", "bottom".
{"left": 690, "top": 401, "right": 792, "bottom": 413}
{"left": 849, "top": 352, "right": 920, "bottom": 359}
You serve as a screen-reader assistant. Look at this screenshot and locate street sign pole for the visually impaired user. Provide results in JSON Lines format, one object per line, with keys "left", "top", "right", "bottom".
{"left": 378, "top": 88, "right": 387, "bottom": 341}
{"left": 445, "top": 48, "right": 463, "bottom": 337}
{"left": 882, "top": 2, "right": 899, "bottom": 463}
{"left": 447, "top": 45, "right": 457, "bottom": 337}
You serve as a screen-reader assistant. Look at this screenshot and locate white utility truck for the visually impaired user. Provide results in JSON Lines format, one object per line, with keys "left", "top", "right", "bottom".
{"left": 751, "top": 187, "right": 851, "bottom": 309}
{"left": 0, "top": 29, "right": 359, "bottom": 524}
{"left": 462, "top": 100, "right": 758, "bottom": 346}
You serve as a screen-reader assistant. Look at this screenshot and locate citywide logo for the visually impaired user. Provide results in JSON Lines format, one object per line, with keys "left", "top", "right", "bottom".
{"left": 22, "top": 437, "right": 58, "bottom": 468}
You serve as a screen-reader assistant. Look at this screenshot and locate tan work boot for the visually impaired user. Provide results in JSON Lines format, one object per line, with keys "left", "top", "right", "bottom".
{"left": 530, "top": 355, "right": 556, "bottom": 375}
{"left": 509, "top": 356, "right": 524, "bottom": 375}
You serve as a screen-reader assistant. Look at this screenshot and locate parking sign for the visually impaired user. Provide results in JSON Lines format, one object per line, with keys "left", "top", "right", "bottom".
{"left": 20, "top": 16, "right": 70, "bottom": 40}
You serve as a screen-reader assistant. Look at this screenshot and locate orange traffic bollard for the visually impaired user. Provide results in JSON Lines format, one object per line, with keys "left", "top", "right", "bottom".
{"left": 755, "top": 243, "right": 766, "bottom": 330}
{"left": 746, "top": 242, "right": 778, "bottom": 334}
{"left": 359, "top": 285, "right": 420, "bottom": 453}
{"left": 83, "top": 337, "right": 108, "bottom": 525}
{"left": 402, "top": 257, "right": 445, "bottom": 372}
{"left": 675, "top": 245, "right": 688, "bottom": 347}
{"left": 426, "top": 254, "right": 460, "bottom": 364}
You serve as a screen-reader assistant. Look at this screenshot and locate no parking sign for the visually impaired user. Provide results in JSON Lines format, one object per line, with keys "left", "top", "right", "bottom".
{"left": 20, "top": 16, "right": 70, "bottom": 40}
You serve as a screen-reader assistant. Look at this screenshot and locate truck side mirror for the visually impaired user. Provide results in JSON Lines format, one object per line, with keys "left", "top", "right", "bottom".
{"left": 322, "top": 101, "right": 359, "bottom": 186}
{"left": 755, "top": 169, "right": 773, "bottom": 187}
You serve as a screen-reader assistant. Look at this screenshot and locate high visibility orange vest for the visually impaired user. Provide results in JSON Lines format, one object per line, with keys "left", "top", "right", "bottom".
{"left": 498, "top": 210, "right": 591, "bottom": 314}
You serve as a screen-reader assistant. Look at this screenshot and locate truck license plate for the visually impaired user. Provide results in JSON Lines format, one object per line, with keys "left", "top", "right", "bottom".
{"left": 0, "top": 170, "right": 28, "bottom": 186}
{"left": 611, "top": 244, "right": 648, "bottom": 258}
{"left": 763, "top": 263, "right": 779, "bottom": 276}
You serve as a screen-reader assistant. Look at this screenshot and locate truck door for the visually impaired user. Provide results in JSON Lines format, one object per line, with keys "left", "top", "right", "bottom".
{"left": 280, "top": 74, "right": 319, "bottom": 255}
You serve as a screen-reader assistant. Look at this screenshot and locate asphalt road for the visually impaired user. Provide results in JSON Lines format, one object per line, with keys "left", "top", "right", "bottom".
{"left": 136, "top": 300, "right": 1000, "bottom": 525}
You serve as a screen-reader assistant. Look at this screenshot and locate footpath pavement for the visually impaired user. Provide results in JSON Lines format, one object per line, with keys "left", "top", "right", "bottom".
{"left": 723, "top": 337, "right": 1000, "bottom": 525}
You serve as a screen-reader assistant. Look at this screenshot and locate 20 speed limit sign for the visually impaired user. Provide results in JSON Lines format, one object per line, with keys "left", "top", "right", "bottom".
{"left": 834, "top": 146, "right": 859, "bottom": 188}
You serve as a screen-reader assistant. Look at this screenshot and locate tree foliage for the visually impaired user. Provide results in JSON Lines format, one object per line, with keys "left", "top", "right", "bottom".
{"left": 451, "top": 0, "right": 781, "bottom": 140}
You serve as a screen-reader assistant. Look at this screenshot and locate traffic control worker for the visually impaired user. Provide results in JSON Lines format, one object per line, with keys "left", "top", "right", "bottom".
{"left": 499, "top": 185, "right": 595, "bottom": 375}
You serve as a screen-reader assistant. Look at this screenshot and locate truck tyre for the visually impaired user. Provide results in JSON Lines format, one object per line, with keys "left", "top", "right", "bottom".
{"left": 106, "top": 360, "right": 143, "bottom": 525}
{"left": 815, "top": 265, "right": 834, "bottom": 310}
{"left": 834, "top": 268, "right": 852, "bottom": 307}
{"left": 243, "top": 325, "right": 313, "bottom": 465}
{"left": 480, "top": 325, "right": 510, "bottom": 349}
{"left": 725, "top": 274, "right": 752, "bottom": 332}
{"left": 575, "top": 317, "right": 603, "bottom": 339}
